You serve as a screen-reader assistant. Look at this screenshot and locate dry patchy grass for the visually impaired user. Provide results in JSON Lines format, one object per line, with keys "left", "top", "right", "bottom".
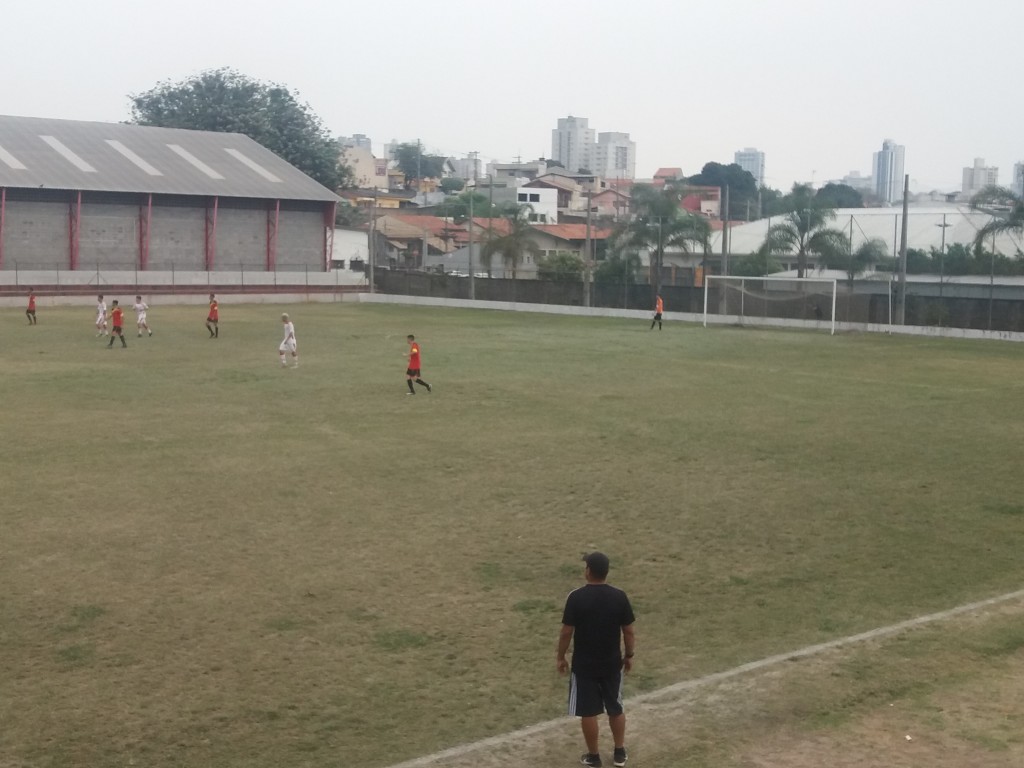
{"left": 1, "top": 303, "right": 1023, "bottom": 767}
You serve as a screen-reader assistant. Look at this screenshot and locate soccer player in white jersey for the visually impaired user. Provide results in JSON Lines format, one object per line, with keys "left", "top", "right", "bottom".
{"left": 279, "top": 313, "right": 298, "bottom": 368}
{"left": 95, "top": 295, "right": 108, "bottom": 336}
{"left": 133, "top": 295, "right": 153, "bottom": 337}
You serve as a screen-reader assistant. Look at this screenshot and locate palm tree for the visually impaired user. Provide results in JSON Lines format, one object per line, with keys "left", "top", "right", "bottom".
{"left": 759, "top": 184, "right": 848, "bottom": 277}
{"left": 971, "top": 185, "right": 1024, "bottom": 248}
{"left": 820, "top": 237, "right": 888, "bottom": 285}
{"left": 617, "top": 184, "right": 712, "bottom": 297}
{"left": 482, "top": 204, "right": 540, "bottom": 280}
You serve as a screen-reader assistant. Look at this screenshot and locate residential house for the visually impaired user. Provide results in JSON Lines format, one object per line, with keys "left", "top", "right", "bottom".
{"left": 342, "top": 145, "right": 389, "bottom": 189}
{"left": 523, "top": 174, "right": 583, "bottom": 213}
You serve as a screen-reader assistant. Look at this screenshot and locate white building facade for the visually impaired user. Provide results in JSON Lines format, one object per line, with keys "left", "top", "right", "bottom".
{"left": 593, "top": 132, "right": 636, "bottom": 180}
{"left": 962, "top": 157, "right": 999, "bottom": 197}
{"left": 734, "top": 147, "right": 765, "bottom": 187}
{"left": 551, "top": 116, "right": 595, "bottom": 173}
{"left": 873, "top": 139, "right": 906, "bottom": 204}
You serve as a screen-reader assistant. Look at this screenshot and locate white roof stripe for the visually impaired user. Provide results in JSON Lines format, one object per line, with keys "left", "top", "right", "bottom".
{"left": 224, "top": 148, "right": 282, "bottom": 183}
{"left": 0, "top": 144, "right": 28, "bottom": 170}
{"left": 105, "top": 140, "right": 163, "bottom": 176}
{"left": 39, "top": 135, "right": 97, "bottom": 173}
{"left": 166, "top": 144, "right": 225, "bottom": 180}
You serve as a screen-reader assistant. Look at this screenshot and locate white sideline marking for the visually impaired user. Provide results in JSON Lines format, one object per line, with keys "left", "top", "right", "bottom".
{"left": 384, "top": 587, "right": 1024, "bottom": 768}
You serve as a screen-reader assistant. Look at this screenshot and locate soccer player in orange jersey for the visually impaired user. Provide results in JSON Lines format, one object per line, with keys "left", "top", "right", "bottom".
{"left": 405, "top": 335, "right": 432, "bottom": 395}
{"left": 206, "top": 293, "right": 219, "bottom": 338}
{"left": 650, "top": 294, "right": 663, "bottom": 330}
{"left": 106, "top": 300, "right": 127, "bottom": 348}
{"left": 26, "top": 288, "right": 37, "bottom": 325}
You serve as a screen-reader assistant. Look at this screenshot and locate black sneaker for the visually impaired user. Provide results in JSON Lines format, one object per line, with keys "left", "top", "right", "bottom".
{"left": 580, "top": 754, "right": 602, "bottom": 767}
{"left": 613, "top": 747, "right": 627, "bottom": 767}
{"left": 425, "top": 383, "right": 432, "bottom": 393}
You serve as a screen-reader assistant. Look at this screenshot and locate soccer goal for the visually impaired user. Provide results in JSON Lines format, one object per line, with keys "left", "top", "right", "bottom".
{"left": 703, "top": 275, "right": 839, "bottom": 335}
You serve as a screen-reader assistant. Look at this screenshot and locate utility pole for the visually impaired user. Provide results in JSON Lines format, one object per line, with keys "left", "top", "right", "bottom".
{"left": 368, "top": 191, "right": 376, "bottom": 293}
{"left": 468, "top": 191, "right": 475, "bottom": 300}
{"left": 896, "top": 174, "right": 910, "bottom": 324}
{"left": 416, "top": 138, "right": 421, "bottom": 187}
{"left": 584, "top": 192, "right": 592, "bottom": 307}
{"left": 721, "top": 185, "right": 730, "bottom": 276}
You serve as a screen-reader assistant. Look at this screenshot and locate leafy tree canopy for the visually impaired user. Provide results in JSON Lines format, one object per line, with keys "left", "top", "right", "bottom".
{"left": 393, "top": 142, "right": 447, "bottom": 181}
{"left": 129, "top": 68, "right": 350, "bottom": 190}
{"left": 439, "top": 177, "right": 465, "bottom": 194}
{"left": 436, "top": 191, "right": 498, "bottom": 222}
{"left": 594, "top": 252, "right": 642, "bottom": 284}
{"left": 536, "top": 251, "right": 584, "bottom": 282}
{"left": 686, "top": 162, "right": 758, "bottom": 219}
{"left": 815, "top": 183, "right": 865, "bottom": 209}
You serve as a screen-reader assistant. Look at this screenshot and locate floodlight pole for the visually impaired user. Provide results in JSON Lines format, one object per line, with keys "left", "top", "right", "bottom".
{"left": 584, "top": 191, "right": 592, "bottom": 307}
{"left": 368, "top": 191, "right": 376, "bottom": 293}
{"left": 935, "top": 214, "right": 951, "bottom": 300}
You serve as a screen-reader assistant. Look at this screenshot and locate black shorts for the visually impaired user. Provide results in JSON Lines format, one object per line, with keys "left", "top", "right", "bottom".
{"left": 653, "top": 312, "right": 662, "bottom": 320}
{"left": 26, "top": 309, "right": 36, "bottom": 317}
{"left": 568, "top": 670, "right": 624, "bottom": 717}
{"left": 406, "top": 368, "right": 421, "bottom": 377}
{"left": 112, "top": 325, "right": 123, "bottom": 334}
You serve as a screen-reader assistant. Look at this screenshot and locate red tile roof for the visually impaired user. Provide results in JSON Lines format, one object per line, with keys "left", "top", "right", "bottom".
{"left": 654, "top": 167, "right": 684, "bottom": 179}
{"left": 468, "top": 217, "right": 514, "bottom": 237}
{"left": 531, "top": 223, "right": 614, "bottom": 241}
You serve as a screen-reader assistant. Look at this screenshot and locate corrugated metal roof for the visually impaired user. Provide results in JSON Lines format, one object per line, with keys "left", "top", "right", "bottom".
{"left": 0, "top": 115, "right": 340, "bottom": 202}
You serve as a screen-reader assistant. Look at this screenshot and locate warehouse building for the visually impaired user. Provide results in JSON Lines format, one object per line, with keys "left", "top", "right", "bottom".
{"left": 0, "top": 115, "right": 340, "bottom": 272}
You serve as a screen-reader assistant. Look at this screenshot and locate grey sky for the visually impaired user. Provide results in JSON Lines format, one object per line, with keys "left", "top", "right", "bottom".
{"left": 5, "top": 0, "right": 1022, "bottom": 193}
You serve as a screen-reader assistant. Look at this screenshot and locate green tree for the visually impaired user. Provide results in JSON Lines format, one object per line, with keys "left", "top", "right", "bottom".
{"left": 618, "top": 184, "right": 711, "bottom": 295}
{"left": 820, "top": 238, "right": 888, "bottom": 283}
{"left": 394, "top": 142, "right": 447, "bottom": 182}
{"left": 439, "top": 177, "right": 465, "bottom": 194}
{"left": 731, "top": 252, "right": 782, "bottom": 276}
{"left": 536, "top": 251, "right": 584, "bottom": 281}
{"left": 815, "top": 183, "right": 864, "bottom": 209}
{"left": 594, "top": 252, "right": 642, "bottom": 284}
{"left": 758, "top": 184, "right": 848, "bottom": 277}
{"left": 129, "top": 68, "right": 350, "bottom": 190}
{"left": 334, "top": 202, "right": 367, "bottom": 229}
{"left": 760, "top": 186, "right": 786, "bottom": 216}
{"left": 482, "top": 204, "right": 540, "bottom": 279}
{"left": 437, "top": 191, "right": 496, "bottom": 222}
{"left": 971, "top": 185, "right": 1024, "bottom": 248}
{"left": 686, "top": 162, "right": 758, "bottom": 220}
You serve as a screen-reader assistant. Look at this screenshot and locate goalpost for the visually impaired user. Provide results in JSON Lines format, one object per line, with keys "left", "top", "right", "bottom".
{"left": 703, "top": 275, "right": 839, "bottom": 335}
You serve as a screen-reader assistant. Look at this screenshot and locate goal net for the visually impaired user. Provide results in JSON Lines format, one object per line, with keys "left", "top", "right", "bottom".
{"left": 703, "top": 275, "right": 839, "bottom": 335}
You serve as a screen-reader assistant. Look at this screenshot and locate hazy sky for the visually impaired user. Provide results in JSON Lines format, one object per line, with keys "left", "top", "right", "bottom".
{"left": 5, "top": 0, "right": 1022, "bottom": 193}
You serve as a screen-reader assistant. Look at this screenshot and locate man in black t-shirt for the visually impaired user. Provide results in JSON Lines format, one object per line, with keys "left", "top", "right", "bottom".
{"left": 557, "top": 552, "right": 636, "bottom": 768}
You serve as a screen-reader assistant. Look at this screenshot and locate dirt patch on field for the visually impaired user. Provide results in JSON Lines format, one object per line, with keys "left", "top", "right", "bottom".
{"left": 391, "top": 601, "right": 1024, "bottom": 768}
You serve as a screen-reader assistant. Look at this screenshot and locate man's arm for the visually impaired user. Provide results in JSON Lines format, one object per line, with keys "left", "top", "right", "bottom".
{"left": 556, "top": 624, "right": 574, "bottom": 674}
{"left": 621, "top": 623, "right": 635, "bottom": 673}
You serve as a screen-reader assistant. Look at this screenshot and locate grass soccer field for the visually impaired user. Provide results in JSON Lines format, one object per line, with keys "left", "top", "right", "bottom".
{"left": 1, "top": 302, "right": 1023, "bottom": 767}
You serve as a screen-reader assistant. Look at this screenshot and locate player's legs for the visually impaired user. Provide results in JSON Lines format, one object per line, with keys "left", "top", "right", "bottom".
{"left": 207, "top": 319, "right": 218, "bottom": 338}
{"left": 406, "top": 375, "right": 416, "bottom": 394}
{"left": 415, "top": 377, "right": 431, "bottom": 392}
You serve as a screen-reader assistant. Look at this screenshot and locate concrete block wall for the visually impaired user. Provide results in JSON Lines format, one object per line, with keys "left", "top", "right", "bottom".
{"left": 277, "top": 210, "right": 324, "bottom": 269}
{"left": 148, "top": 207, "right": 205, "bottom": 270}
{"left": 2, "top": 199, "right": 328, "bottom": 272}
{"left": 3, "top": 200, "right": 69, "bottom": 270}
{"left": 79, "top": 203, "right": 138, "bottom": 268}
{"left": 217, "top": 207, "right": 266, "bottom": 269}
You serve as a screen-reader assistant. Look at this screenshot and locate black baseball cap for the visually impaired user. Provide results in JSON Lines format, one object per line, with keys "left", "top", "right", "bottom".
{"left": 583, "top": 551, "right": 610, "bottom": 577}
